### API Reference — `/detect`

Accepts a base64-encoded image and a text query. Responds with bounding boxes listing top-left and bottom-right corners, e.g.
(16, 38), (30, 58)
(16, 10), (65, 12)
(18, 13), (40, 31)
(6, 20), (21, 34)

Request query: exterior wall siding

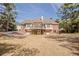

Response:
(17, 22), (59, 34)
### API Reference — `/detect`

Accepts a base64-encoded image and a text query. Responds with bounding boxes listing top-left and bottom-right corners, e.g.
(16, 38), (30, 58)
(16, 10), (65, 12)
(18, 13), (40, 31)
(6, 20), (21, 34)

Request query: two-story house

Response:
(17, 16), (59, 35)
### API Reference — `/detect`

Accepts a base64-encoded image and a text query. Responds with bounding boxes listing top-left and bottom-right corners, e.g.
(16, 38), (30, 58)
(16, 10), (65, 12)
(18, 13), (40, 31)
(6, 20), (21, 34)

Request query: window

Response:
(26, 24), (32, 29)
(27, 25), (31, 27)
(46, 24), (50, 27)
(45, 24), (50, 28)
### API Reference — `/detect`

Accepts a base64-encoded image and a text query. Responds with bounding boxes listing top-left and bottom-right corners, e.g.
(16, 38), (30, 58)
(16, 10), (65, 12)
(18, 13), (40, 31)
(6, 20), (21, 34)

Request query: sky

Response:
(15, 3), (62, 22)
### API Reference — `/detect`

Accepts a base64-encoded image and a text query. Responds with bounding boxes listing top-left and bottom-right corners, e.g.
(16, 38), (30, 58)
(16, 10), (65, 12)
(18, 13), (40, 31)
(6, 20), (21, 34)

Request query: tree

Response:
(0, 3), (17, 32)
(58, 3), (79, 33)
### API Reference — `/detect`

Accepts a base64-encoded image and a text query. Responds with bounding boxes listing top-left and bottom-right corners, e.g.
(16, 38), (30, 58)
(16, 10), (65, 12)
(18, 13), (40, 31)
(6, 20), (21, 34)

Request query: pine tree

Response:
(58, 3), (79, 33)
(0, 3), (17, 32)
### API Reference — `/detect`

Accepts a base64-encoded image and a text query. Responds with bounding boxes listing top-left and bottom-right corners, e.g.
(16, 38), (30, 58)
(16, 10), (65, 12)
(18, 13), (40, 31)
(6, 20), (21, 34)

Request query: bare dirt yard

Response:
(0, 33), (79, 56)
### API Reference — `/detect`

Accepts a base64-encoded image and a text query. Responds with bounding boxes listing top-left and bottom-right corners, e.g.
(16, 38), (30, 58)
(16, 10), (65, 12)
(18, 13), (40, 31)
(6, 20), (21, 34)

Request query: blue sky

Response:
(15, 3), (62, 22)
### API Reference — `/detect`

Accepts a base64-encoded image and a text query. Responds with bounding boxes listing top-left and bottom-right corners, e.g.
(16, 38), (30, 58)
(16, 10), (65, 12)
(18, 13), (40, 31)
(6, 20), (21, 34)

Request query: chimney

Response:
(41, 16), (43, 20)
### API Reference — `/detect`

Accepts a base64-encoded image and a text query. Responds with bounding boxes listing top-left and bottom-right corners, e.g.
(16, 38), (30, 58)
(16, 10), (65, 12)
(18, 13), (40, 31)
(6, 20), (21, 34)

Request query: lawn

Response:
(45, 33), (79, 55)
(0, 32), (79, 56)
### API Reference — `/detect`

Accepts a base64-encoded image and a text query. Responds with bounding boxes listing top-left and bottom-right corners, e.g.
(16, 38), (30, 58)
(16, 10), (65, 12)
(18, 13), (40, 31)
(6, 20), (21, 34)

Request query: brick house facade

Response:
(17, 16), (59, 35)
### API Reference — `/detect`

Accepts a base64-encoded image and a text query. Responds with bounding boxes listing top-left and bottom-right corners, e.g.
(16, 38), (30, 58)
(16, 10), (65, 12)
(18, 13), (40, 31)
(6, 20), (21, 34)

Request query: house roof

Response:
(21, 17), (59, 25)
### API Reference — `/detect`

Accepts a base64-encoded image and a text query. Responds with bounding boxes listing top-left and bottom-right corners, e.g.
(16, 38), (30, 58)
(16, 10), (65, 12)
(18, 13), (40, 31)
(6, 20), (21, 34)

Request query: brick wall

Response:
(52, 24), (59, 33)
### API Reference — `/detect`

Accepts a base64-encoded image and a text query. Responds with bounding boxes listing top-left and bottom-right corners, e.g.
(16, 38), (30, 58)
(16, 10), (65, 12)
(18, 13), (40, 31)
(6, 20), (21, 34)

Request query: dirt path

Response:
(24, 35), (73, 56)
(0, 35), (74, 56)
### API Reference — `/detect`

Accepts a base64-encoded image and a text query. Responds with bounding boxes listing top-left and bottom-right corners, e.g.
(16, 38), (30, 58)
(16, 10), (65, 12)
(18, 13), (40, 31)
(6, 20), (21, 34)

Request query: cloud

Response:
(16, 3), (62, 22)
(50, 3), (63, 11)
(49, 3), (63, 19)
(0, 4), (6, 12)
(12, 9), (26, 14)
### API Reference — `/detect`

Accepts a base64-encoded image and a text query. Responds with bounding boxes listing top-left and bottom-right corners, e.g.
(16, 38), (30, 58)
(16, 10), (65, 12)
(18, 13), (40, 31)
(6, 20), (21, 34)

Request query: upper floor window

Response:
(26, 24), (32, 28)
(45, 24), (51, 28)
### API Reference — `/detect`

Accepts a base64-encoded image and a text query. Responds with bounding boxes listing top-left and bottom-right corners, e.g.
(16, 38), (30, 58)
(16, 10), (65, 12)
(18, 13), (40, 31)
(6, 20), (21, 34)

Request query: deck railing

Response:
(25, 24), (52, 29)
(26, 26), (52, 29)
